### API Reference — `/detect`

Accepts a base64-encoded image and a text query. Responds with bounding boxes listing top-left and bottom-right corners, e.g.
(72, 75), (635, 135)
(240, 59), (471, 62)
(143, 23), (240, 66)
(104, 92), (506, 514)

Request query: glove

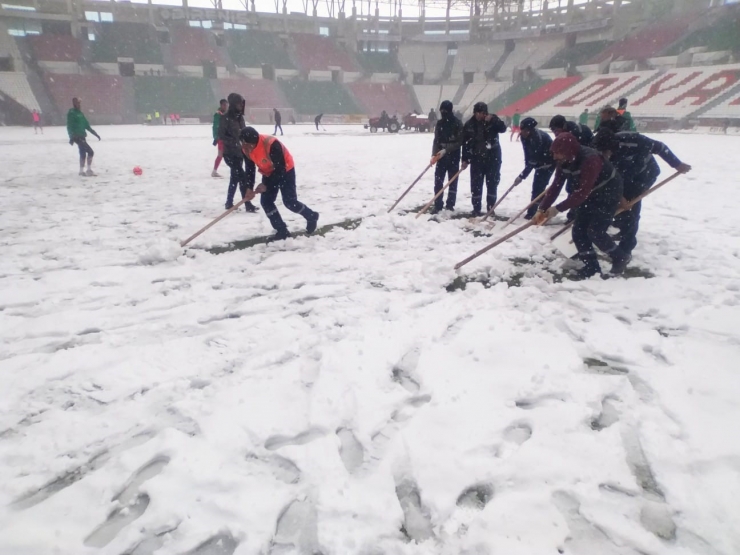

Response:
(69, 139), (74, 145)
(430, 149), (445, 165)
(213, 139), (218, 146)
(461, 161), (469, 171)
(533, 207), (559, 226)
(92, 132), (101, 141)
(513, 177), (523, 186)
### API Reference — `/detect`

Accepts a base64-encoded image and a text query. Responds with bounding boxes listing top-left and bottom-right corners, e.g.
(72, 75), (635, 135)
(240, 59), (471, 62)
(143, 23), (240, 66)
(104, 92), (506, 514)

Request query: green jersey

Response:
(512, 113), (521, 126)
(67, 108), (92, 140)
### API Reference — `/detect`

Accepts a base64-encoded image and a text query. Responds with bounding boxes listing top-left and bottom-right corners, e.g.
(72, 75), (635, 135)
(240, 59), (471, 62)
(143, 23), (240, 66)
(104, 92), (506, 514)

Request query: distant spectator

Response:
(273, 108), (283, 136)
(32, 109), (43, 134)
(579, 109), (589, 126)
(315, 113), (323, 130)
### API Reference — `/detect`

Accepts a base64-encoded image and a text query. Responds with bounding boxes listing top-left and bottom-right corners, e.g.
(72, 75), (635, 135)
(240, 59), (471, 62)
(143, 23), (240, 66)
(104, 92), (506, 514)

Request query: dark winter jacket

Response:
(432, 114), (463, 157)
(518, 128), (553, 180)
(565, 121), (593, 147)
(274, 110), (282, 125)
(540, 146), (622, 213)
(609, 132), (683, 199)
(462, 115), (507, 164)
(218, 93), (246, 157)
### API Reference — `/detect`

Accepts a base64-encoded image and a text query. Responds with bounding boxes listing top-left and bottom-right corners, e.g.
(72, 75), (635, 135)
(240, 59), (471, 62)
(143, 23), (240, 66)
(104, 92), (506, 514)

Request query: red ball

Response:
(133, 166), (143, 176)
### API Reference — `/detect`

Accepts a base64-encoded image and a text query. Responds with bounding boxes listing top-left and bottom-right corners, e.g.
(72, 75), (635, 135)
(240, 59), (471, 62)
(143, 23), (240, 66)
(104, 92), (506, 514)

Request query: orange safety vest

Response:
(248, 134), (295, 176)
(617, 108), (626, 116)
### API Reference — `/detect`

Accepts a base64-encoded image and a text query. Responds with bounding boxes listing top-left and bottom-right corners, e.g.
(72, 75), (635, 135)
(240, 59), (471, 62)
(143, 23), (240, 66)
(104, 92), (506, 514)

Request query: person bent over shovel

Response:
(532, 131), (630, 278)
(240, 127), (319, 241)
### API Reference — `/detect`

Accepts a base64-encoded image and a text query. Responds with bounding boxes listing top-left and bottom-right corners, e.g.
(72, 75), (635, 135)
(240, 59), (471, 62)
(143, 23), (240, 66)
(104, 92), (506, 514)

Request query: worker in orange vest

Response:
(240, 127), (319, 240)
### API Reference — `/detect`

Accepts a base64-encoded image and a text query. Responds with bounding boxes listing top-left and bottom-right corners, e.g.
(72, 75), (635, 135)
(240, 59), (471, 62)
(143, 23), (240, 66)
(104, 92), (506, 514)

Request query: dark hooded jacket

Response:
(218, 93), (246, 157)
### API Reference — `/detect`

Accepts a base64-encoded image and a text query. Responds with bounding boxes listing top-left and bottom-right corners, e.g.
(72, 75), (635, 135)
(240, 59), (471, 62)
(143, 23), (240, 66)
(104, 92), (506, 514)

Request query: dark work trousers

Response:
(571, 182), (622, 276)
(470, 156), (501, 212)
(526, 166), (555, 218)
(260, 169), (317, 232)
(274, 123), (283, 135)
(434, 152), (460, 210)
(224, 154), (248, 207)
(613, 174), (656, 255)
(74, 137), (94, 163)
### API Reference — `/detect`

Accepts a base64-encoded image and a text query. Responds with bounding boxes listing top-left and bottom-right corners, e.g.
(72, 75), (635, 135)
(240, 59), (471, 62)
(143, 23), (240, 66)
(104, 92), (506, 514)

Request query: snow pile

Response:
(137, 238), (183, 265)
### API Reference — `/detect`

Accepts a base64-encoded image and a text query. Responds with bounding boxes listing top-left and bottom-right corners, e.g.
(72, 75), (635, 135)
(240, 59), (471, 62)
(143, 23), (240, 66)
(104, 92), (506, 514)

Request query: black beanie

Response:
(440, 100), (453, 112)
(240, 126), (260, 145)
(520, 117), (538, 130)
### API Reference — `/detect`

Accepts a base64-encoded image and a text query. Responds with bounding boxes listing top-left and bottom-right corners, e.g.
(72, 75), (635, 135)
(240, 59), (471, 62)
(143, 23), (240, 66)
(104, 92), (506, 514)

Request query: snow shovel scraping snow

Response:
(469, 180), (518, 226)
(181, 194), (260, 247)
(387, 163), (433, 213)
(416, 168), (465, 219)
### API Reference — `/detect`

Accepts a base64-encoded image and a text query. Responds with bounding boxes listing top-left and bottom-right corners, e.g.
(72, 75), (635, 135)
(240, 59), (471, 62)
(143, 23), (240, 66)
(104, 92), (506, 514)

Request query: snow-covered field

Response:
(0, 124), (738, 555)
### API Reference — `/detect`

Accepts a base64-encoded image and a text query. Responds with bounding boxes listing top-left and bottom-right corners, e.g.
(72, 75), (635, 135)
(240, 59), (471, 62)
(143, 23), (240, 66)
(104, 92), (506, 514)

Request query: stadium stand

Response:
(498, 76), (582, 117)
(226, 29), (294, 70)
(451, 43), (506, 80)
(347, 82), (415, 116)
(530, 71), (659, 116)
(278, 80), (360, 115)
(589, 15), (694, 63)
(457, 82), (511, 116)
(665, 14), (740, 56)
(216, 78), (289, 114)
(701, 85), (740, 119)
(170, 26), (227, 67)
(355, 51), (401, 74)
(0, 72), (40, 111)
(134, 76), (214, 115)
(290, 34), (358, 72)
(541, 40), (609, 70)
(626, 65), (740, 118)
(488, 76), (548, 114)
(398, 43), (447, 81)
(44, 74), (125, 120)
(413, 84), (458, 114)
(91, 22), (163, 64)
(28, 34), (81, 63)
(0, 21), (23, 68)
(496, 39), (562, 79)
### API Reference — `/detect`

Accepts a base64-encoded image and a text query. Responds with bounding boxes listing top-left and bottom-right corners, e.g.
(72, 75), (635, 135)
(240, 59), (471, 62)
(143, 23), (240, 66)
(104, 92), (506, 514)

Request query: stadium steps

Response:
(686, 81), (740, 120)
(496, 76), (582, 117)
(438, 54), (455, 84)
(452, 84), (466, 105)
(13, 37), (59, 123)
(488, 45), (512, 79)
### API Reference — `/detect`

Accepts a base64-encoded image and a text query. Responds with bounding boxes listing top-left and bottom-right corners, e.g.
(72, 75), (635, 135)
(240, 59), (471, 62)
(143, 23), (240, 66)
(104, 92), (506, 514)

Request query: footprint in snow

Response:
(493, 422), (532, 459)
(183, 532), (240, 555)
(264, 428), (327, 451)
(270, 498), (322, 554)
(391, 348), (422, 393)
(456, 483), (494, 510)
(336, 427), (364, 473)
(395, 477), (435, 543)
(121, 524), (180, 555)
(84, 493), (150, 548)
(114, 455), (170, 504)
(590, 397), (620, 431)
(515, 393), (567, 410)
(246, 452), (301, 484)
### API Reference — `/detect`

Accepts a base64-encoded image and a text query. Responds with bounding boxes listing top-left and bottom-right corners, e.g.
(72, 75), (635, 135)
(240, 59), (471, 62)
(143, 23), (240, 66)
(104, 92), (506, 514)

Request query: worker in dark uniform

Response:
(430, 100), (464, 213)
(549, 115), (593, 146)
(219, 93), (258, 212)
(512, 117), (554, 219)
(594, 122), (691, 261)
(240, 127), (319, 241)
(533, 131), (630, 278)
(595, 104), (636, 132)
(461, 102), (507, 216)
(315, 113), (323, 130)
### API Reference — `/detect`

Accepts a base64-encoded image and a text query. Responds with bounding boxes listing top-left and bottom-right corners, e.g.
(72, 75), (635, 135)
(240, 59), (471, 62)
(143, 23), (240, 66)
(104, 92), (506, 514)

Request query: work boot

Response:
(576, 252), (601, 279)
(430, 206), (442, 215)
(444, 205), (454, 211)
(244, 202), (259, 213)
(609, 248), (632, 275)
(225, 200), (234, 210)
(306, 213), (319, 234)
(271, 228), (291, 241)
(86, 168), (96, 176)
(471, 208), (483, 217)
(78, 169), (86, 176)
